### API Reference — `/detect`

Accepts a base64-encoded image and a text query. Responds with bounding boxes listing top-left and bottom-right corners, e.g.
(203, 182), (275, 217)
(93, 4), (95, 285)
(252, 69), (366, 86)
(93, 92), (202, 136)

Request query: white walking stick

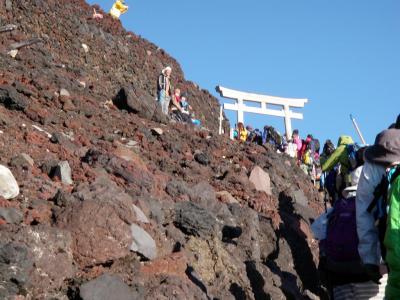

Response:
(350, 114), (366, 145)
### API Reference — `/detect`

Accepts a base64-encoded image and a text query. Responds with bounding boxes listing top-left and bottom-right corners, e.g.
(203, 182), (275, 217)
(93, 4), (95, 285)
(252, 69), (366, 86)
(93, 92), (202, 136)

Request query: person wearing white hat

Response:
(157, 66), (172, 115)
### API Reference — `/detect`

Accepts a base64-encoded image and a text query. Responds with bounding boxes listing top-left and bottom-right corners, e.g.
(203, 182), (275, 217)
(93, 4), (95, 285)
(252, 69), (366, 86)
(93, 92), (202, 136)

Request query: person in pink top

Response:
(292, 129), (303, 160)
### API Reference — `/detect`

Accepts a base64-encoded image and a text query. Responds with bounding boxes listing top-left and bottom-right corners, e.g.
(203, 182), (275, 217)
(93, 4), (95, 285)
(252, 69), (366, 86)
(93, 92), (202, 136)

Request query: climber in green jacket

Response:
(322, 135), (354, 174)
(385, 174), (400, 300)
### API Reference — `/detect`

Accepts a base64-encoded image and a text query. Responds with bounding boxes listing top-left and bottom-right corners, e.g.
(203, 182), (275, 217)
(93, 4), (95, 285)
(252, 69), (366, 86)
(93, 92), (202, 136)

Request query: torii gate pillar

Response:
(216, 86), (308, 140)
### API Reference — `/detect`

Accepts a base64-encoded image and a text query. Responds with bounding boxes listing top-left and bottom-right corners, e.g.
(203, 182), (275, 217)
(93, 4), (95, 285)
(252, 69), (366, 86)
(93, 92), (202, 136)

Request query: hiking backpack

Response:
(367, 164), (400, 260)
(346, 143), (361, 171)
(325, 196), (360, 262)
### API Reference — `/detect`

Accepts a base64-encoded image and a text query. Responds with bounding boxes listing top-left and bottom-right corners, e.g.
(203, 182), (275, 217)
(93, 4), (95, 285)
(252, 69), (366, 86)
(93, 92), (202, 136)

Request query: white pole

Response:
(283, 105), (292, 141)
(219, 106), (223, 135)
(350, 114), (366, 145)
(237, 98), (244, 124)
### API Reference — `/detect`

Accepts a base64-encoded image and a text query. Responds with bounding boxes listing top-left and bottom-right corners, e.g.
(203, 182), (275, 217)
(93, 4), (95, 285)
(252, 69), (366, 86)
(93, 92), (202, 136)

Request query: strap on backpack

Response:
(367, 165), (400, 214)
(367, 175), (388, 214)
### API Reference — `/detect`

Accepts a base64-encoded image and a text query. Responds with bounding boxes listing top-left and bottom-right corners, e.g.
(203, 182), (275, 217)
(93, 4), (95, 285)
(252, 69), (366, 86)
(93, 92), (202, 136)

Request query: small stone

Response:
(216, 191), (239, 204)
(194, 152), (210, 166)
(5, 0), (12, 11)
(132, 204), (149, 224)
(59, 88), (70, 97)
(80, 274), (134, 300)
(292, 189), (308, 207)
(174, 201), (218, 239)
(146, 50), (152, 56)
(125, 140), (138, 148)
(8, 49), (18, 58)
(53, 161), (73, 185)
(151, 128), (163, 136)
(81, 43), (89, 53)
(130, 224), (157, 260)
(0, 207), (23, 224)
(249, 166), (272, 195)
(10, 153), (34, 168)
(77, 81), (86, 88)
(0, 165), (19, 199)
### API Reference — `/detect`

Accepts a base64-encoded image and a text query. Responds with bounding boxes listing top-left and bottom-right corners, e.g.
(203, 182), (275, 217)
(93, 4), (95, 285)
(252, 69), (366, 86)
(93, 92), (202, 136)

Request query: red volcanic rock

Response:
(141, 252), (187, 279)
(0, 0), (326, 298)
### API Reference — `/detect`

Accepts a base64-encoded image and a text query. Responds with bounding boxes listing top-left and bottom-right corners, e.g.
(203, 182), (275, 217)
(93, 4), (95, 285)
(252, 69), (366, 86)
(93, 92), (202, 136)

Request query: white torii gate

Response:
(216, 86), (308, 140)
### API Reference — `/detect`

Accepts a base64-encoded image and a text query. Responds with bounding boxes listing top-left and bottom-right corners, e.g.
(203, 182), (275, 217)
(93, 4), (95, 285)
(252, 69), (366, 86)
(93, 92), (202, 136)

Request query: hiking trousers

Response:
(158, 90), (170, 115)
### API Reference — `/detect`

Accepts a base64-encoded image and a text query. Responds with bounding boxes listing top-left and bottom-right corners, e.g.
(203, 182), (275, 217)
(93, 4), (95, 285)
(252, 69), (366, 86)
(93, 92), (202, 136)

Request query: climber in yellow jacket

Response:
(110, 0), (129, 19)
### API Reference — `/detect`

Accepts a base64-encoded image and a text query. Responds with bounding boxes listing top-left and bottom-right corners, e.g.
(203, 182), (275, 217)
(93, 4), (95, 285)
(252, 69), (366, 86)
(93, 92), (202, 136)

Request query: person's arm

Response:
(321, 145), (345, 172)
(157, 74), (164, 91)
(171, 96), (183, 112)
(356, 161), (385, 266)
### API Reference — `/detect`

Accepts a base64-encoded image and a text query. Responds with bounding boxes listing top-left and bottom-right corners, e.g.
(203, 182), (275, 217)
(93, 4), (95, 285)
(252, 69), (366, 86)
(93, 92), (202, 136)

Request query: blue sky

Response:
(88, 0), (400, 145)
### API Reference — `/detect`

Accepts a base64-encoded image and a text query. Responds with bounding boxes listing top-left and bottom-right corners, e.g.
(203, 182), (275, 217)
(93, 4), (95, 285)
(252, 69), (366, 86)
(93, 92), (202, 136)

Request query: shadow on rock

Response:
(276, 191), (326, 298)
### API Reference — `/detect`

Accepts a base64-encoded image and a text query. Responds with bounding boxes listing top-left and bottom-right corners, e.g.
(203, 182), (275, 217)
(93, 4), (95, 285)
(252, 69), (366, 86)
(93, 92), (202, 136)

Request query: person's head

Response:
(246, 125), (253, 132)
(238, 122), (244, 131)
(174, 88), (180, 96)
(337, 135), (354, 147)
(323, 139), (335, 156)
(162, 66), (172, 76)
(365, 129), (400, 167)
(292, 129), (299, 138)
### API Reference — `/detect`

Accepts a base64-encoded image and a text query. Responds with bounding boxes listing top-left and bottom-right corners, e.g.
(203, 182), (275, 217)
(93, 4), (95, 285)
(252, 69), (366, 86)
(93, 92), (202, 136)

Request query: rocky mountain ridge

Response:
(0, 1), (326, 299)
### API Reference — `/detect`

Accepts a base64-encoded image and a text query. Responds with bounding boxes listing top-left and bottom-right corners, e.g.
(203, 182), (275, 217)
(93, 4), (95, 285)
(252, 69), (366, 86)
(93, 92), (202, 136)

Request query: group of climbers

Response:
(311, 114), (400, 299)
(156, 66), (201, 126)
(233, 123), (285, 151)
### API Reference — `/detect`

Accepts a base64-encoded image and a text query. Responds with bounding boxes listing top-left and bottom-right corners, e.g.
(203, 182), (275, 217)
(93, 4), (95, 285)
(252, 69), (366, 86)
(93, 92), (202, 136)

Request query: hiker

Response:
(233, 124), (239, 140)
(312, 138), (322, 186)
(355, 128), (400, 299)
(157, 66), (172, 115)
(298, 135), (313, 175)
(292, 129), (303, 159)
(263, 126), (283, 150)
(322, 135), (358, 195)
(171, 88), (183, 112)
(110, 0), (128, 19)
(385, 165), (400, 299)
(180, 93), (193, 114)
(286, 140), (298, 158)
(246, 125), (255, 143)
(320, 140), (337, 198)
(237, 122), (247, 142)
(320, 140), (336, 166)
(313, 167), (386, 300)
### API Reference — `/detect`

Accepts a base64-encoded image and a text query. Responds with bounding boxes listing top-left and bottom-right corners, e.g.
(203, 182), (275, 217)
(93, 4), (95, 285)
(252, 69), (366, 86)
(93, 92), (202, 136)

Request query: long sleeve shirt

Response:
(356, 161), (386, 265)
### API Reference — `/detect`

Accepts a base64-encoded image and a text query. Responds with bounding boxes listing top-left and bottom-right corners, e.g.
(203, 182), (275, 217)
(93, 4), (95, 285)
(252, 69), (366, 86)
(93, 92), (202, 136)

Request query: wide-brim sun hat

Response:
(364, 129), (400, 167)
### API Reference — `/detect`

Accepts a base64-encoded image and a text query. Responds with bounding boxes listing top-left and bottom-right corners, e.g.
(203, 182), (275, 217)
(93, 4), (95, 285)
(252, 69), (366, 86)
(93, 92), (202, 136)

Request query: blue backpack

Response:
(346, 143), (361, 171)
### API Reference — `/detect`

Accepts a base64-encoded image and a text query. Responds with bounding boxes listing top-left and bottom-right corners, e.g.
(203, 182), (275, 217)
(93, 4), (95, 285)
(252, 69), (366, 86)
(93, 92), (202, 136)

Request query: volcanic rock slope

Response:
(0, 1), (326, 299)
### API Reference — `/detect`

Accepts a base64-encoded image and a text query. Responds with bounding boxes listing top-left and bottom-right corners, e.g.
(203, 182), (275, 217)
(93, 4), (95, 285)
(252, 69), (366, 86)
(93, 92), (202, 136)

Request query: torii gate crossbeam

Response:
(216, 86), (308, 140)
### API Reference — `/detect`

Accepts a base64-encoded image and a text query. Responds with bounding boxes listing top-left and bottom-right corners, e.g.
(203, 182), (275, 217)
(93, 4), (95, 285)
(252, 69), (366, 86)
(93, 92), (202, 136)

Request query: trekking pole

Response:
(350, 114), (367, 145)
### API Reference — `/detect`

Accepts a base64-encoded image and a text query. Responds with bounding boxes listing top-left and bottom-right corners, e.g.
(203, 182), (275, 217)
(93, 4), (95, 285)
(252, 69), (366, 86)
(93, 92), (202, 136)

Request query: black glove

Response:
(364, 264), (382, 284)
